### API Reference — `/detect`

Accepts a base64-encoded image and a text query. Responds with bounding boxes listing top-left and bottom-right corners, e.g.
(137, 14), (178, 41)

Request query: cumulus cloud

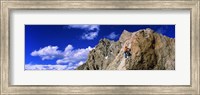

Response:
(107, 32), (119, 39)
(30, 44), (94, 70)
(68, 25), (99, 31)
(25, 64), (75, 70)
(68, 25), (100, 40)
(56, 45), (93, 64)
(25, 64), (68, 70)
(25, 61), (86, 70)
(31, 46), (62, 60)
(81, 31), (98, 40)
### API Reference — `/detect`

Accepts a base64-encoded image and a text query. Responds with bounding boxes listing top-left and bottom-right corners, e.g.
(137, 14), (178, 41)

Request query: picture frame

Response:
(1, 0), (199, 94)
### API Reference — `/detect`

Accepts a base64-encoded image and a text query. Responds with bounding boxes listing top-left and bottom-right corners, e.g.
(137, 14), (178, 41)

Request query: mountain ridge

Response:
(76, 28), (175, 70)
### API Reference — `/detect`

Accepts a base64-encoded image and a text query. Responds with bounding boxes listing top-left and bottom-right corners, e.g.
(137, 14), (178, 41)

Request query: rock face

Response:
(76, 28), (175, 70)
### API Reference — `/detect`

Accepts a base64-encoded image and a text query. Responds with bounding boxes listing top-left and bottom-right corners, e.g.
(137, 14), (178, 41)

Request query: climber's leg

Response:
(124, 53), (126, 58)
(124, 52), (128, 58)
(127, 51), (132, 58)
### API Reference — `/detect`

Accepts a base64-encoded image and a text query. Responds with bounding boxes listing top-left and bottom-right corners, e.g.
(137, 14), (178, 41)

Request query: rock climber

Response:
(124, 46), (131, 58)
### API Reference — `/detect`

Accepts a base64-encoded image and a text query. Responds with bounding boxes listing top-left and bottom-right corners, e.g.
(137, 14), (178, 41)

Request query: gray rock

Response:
(76, 28), (175, 70)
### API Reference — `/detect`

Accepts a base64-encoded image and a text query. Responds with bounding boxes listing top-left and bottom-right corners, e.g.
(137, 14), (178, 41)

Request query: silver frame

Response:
(1, 0), (199, 94)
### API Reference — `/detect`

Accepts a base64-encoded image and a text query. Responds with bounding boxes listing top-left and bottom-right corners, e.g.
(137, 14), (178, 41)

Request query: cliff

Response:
(76, 28), (175, 70)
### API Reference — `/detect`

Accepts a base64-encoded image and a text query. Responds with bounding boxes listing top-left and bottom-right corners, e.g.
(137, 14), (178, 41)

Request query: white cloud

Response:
(68, 25), (100, 40)
(68, 25), (99, 31)
(31, 46), (62, 60)
(30, 44), (94, 70)
(107, 32), (119, 39)
(25, 61), (86, 70)
(56, 45), (93, 64)
(81, 31), (98, 40)
(25, 64), (70, 70)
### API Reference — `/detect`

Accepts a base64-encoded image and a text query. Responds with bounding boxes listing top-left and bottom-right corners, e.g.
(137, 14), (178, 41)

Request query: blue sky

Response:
(25, 25), (175, 70)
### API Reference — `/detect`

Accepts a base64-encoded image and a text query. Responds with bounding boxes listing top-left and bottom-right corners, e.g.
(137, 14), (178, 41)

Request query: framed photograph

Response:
(1, 0), (199, 94)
